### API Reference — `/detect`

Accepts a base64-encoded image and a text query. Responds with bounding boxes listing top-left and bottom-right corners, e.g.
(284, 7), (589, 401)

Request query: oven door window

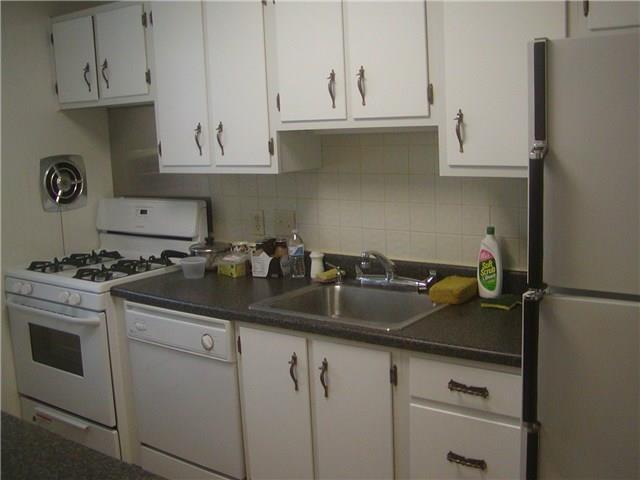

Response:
(29, 323), (84, 376)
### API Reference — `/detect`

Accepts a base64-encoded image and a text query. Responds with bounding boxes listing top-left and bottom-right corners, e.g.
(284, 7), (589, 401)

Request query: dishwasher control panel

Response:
(125, 302), (233, 361)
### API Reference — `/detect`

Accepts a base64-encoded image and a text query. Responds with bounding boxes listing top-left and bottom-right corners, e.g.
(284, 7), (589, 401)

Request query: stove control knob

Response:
(20, 283), (33, 295)
(201, 334), (214, 351)
(67, 293), (81, 306)
(12, 282), (24, 294)
(58, 291), (70, 303)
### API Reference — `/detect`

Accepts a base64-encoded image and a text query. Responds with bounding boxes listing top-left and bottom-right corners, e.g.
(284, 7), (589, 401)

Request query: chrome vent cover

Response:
(40, 155), (87, 212)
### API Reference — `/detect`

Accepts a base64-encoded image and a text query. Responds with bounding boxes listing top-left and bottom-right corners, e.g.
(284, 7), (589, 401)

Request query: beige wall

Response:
(1, 2), (113, 415)
(110, 107), (527, 271)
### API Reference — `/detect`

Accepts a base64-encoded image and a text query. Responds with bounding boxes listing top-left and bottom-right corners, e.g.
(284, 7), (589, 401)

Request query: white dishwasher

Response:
(126, 302), (245, 480)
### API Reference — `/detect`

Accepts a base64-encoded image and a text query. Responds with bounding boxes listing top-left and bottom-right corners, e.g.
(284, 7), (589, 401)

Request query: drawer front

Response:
(410, 404), (521, 479)
(21, 397), (121, 459)
(409, 357), (521, 418)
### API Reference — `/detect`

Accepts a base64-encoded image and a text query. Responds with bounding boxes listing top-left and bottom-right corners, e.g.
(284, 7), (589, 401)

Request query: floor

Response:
(1, 412), (165, 480)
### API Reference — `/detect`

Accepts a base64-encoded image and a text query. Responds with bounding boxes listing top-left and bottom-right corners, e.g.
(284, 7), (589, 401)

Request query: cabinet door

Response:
(238, 328), (314, 480)
(94, 4), (149, 99)
(587, 1), (640, 30)
(443, 2), (564, 168)
(275, 1), (347, 122)
(51, 16), (98, 103)
(204, 2), (271, 168)
(152, 2), (211, 168)
(310, 340), (393, 479)
(345, 1), (430, 120)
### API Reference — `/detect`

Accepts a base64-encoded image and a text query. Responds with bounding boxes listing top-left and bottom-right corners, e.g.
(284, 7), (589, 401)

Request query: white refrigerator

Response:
(522, 33), (639, 479)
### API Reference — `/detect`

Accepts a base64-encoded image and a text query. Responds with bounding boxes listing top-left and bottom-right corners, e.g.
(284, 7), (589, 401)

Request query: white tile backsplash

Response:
(210, 131), (527, 270)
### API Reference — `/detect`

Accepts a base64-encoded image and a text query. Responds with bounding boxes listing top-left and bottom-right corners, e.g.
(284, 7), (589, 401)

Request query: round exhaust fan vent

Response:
(40, 155), (88, 212)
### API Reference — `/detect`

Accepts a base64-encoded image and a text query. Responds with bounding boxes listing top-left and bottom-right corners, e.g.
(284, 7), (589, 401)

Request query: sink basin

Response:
(249, 283), (446, 331)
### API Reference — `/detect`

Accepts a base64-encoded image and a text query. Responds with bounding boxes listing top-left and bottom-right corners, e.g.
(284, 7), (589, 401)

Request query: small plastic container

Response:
(180, 256), (206, 279)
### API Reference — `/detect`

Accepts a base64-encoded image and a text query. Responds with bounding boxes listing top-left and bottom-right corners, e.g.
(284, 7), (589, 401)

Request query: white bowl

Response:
(180, 256), (206, 279)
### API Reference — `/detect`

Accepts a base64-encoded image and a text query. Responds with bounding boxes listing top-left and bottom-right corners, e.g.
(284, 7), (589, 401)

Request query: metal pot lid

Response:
(189, 238), (230, 255)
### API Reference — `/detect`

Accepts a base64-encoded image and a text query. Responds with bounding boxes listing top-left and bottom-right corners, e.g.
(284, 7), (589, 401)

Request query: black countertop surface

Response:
(112, 272), (522, 367)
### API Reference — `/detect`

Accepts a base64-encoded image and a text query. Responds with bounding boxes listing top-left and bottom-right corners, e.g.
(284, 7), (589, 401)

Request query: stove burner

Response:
(110, 259), (152, 275)
(74, 265), (116, 282)
(27, 258), (71, 273)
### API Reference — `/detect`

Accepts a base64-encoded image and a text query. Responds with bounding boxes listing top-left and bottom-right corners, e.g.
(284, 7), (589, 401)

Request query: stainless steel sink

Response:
(249, 283), (446, 331)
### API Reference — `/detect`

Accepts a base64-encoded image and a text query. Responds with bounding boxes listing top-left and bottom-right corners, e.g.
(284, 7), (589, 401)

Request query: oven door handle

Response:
(34, 405), (90, 431)
(7, 299), (101, 327)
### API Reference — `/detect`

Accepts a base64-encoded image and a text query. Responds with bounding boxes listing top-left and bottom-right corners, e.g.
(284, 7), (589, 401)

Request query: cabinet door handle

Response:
(100, 59), (109, 89)
(194, 122), (203, 156)
(447, 451), (487, 471)
(82, 62), (91, 92)
(288, 352), (299, 391)
(327, 69), (336, 109)
(356, 66), (366, 106)
(318, 358), (328, 398)
(448, 379), (489, 398)
(216, 121), (224, 156)
(454, 109), (464, 153)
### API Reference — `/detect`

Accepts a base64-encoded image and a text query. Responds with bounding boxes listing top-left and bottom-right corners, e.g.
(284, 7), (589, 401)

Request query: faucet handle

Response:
(325, 262), (346, 284)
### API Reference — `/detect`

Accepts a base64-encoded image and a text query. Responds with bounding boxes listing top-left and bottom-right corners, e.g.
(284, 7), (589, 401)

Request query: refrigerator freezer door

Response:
(543, 33), (639, 295)
(538, 294), (639, 479)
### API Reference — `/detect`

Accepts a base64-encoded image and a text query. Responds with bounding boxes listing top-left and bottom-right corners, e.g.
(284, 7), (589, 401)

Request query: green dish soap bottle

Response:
(477, 225), (502, 298)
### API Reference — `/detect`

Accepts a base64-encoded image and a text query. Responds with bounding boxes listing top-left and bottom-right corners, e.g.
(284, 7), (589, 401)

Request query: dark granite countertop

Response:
(1, 413), (164, 480)
(112, 271), (522, 367)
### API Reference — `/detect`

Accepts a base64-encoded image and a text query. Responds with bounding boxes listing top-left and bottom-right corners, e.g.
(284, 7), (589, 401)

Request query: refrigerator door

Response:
(538, 294), (639, 479)
(543, 33), (639, 295)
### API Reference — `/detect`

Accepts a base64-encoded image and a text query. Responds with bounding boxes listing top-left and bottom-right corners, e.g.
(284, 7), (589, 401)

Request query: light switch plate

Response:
(274, 209), (296, 236)
(250, 210), (265, 236)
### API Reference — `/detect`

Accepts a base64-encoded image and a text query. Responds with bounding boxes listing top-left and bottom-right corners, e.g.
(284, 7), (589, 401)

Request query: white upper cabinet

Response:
(275, 1), (347, 122)
(345, 1), (430, 120)
(51, 16), (98, 103)
(94, 4), (149, 99)
(152, 2), (211, 169)
(586, 1), (640, 30)
(204, 2), (272, 167)
(441, 2), (565, 173)
(51, 3), (151, 108)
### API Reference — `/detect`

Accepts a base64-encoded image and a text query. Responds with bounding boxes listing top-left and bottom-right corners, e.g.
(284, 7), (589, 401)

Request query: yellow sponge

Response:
(429, 276), (478, 305)
(314, 268), (338, 282)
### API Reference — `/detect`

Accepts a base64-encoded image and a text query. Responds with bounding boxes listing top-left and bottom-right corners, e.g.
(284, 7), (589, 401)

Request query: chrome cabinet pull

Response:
(82, 62), (91, 92)
(447, 451), (487, 471)
(356, 65), (365, 106)
(319, 358), (328, 398)
(288, 353), (299, 391)
(448, 379), (489, 398)
(454, 109), (464, 153)
(327, 69), (336, 109)
(194, 122), (203, 156)
(216, 121), (224, 156)
(101, 59), (109, 89)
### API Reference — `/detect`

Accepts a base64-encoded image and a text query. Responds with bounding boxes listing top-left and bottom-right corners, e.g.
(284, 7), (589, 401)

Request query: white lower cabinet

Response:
(310, 340), (394, 480)
(238, 326), (522, 480)
(238, 327), (314, 480)
(410, 404), (521, 479)
(238, 327), (393, 480)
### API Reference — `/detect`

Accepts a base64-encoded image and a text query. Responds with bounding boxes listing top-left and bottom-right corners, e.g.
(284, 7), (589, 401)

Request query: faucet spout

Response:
(360, 250), (396, 280)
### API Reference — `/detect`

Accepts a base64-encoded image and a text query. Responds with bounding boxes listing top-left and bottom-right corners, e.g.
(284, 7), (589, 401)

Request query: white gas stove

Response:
(5, 197), (207, 460)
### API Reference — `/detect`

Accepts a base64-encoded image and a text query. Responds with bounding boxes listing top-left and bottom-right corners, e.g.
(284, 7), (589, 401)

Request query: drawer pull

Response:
(447, 451), (487, 471)
(288, 352), (299, 391)
(448, 379), (489, 398)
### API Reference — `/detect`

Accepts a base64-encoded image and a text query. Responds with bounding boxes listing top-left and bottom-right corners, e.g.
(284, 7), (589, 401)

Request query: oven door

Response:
(6, 294), (116, 427)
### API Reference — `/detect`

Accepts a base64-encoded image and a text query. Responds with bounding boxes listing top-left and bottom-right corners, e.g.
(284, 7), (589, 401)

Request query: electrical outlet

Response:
(250, 210), (265, 236)
(274, 209), (296, 236)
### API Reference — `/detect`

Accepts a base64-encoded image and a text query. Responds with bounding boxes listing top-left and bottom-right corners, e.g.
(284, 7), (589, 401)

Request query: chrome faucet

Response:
(356, 250), (438, 293)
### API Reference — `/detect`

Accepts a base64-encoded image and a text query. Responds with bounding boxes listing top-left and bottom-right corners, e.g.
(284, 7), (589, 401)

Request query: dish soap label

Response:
(478, 249), (497, 291)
